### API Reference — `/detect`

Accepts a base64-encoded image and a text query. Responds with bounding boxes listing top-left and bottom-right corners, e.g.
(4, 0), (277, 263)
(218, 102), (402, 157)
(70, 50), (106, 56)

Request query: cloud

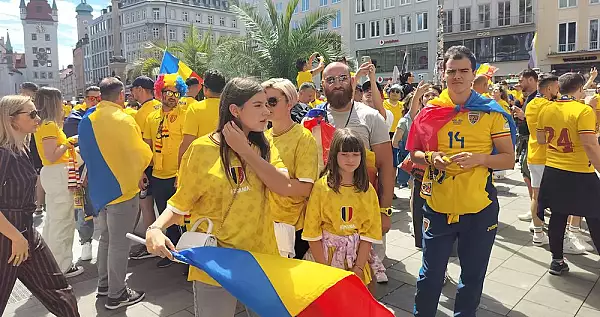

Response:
(0, 0), (110, 68)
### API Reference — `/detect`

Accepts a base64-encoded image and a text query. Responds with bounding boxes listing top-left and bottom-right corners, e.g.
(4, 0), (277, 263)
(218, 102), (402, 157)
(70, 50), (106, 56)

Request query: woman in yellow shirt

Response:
(33, 87), (83, 278)
(146, 77), (304, 317)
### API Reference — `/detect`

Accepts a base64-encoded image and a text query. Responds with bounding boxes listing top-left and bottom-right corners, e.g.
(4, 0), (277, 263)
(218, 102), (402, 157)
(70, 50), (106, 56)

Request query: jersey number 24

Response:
(544, 127), (574, 153)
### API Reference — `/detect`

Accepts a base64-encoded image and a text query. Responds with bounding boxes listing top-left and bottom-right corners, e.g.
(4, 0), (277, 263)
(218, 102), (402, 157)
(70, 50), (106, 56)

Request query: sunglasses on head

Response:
(267, 97), (284, 107)
(12, 109), (39, 119)
(163, 90), (180, 98)
(86, 96), (101, 102)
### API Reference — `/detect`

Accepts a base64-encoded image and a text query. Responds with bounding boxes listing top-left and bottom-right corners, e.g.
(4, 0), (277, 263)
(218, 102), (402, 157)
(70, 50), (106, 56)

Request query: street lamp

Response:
(434, 0), (444, 86)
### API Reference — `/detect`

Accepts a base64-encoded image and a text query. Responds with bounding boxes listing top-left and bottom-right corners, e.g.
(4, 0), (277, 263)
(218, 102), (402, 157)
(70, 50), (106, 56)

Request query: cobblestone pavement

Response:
(5, 169), (600, 316)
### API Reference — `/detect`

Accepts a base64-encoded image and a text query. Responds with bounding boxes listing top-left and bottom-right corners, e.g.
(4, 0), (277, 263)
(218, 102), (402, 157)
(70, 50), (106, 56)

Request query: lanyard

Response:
(324, 101), (354, 128)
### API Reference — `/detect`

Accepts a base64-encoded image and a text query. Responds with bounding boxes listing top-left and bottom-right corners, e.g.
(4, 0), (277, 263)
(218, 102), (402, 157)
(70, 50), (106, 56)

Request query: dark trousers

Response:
(549, 213), (600, 260)
(414, 202), (499, 317)
(151, 176), (183, 245)
(0, 211), (79, 316)
(294, 229), (310, 260)
(411, 180), (426, 248)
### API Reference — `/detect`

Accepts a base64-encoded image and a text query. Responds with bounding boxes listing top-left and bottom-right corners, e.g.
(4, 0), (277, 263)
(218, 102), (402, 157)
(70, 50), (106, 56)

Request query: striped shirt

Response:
(0, 147), (37, 212)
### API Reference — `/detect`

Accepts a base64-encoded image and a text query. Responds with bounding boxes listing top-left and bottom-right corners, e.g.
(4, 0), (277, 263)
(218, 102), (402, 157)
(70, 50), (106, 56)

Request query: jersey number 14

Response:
(448, 131), (465, 149)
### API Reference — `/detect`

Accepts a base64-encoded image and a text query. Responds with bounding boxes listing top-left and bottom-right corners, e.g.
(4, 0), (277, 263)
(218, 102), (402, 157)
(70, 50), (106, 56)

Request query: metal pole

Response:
(434, 0), (444, 85)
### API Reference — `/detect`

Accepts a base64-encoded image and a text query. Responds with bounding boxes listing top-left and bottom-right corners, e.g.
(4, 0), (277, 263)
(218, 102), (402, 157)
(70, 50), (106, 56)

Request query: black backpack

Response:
(290, 103), (311, 123)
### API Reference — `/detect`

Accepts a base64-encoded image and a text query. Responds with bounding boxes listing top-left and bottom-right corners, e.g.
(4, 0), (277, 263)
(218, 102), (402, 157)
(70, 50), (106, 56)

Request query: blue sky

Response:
(0, 0), (108, 68)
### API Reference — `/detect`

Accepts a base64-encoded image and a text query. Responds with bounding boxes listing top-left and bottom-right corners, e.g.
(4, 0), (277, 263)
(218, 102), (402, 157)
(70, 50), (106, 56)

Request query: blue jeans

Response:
(414, 201), (499, 317)
(396, 141), (410, 185)
(75, 188), (94, 245)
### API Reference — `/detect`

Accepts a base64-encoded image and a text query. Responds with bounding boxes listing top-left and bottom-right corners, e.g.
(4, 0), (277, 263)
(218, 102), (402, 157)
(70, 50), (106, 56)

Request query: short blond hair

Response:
(0, 95), (34, 152)
(261, 78), (298, 107)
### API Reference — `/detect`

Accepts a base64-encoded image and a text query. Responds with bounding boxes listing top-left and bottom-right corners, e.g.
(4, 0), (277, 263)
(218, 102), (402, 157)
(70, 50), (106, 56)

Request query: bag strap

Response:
(214, 173), (242, 237)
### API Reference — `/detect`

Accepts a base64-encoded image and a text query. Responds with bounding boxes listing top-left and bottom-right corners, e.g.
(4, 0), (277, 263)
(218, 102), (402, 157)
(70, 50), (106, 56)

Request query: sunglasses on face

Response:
(324, 74), (350, 85)
(12, 109), (39, 119)
(390, 89), (401, 94)
(163, 90), (180, 98)
(86, 96), (101, 102)
(267, 97), (285, 107)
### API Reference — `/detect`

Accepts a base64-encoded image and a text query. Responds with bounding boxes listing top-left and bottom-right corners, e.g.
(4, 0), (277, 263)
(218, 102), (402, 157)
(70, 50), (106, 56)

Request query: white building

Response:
(119, 0), (243, 65)
(0, 33), (26, 97)
(87, 6), (114, 84)
(20, 0), (59, 87)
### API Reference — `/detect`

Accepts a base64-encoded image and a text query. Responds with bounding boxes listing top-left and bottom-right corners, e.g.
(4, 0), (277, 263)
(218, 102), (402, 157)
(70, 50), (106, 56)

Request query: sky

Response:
(0, 0), (107, 69)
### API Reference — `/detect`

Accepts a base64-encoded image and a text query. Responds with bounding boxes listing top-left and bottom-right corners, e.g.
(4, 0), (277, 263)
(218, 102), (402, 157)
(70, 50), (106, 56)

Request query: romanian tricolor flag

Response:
(78, 101), (152, 212)
(159, 51), (203, 83)
(406, 89), (517, 153)
(173, 247), (393, 317)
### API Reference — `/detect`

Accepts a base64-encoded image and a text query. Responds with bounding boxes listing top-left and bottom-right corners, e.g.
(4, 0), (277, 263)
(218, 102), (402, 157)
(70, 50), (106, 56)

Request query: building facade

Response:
(350, 0), (439, 83)
(59, 65), (77, 99)
(535, 0), (600, 75)
(442, 0), (536, 79)
(119, 0), (243, 68)
(87, 6), (115, 85)
(20, 0), (60, 87)
(0, 33), (25, 97)
(75, 0), (93, 94)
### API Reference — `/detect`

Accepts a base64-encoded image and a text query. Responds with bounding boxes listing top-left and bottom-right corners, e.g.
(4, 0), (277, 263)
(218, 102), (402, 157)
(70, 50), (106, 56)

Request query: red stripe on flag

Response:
(190, 72), (203, 84)
(297, 275), (394, 317)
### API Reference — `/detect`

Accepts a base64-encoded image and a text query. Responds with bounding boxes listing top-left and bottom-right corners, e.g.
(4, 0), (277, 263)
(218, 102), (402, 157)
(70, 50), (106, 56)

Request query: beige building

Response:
(59, 65), (77, 99)
(536, 0), (600, 74)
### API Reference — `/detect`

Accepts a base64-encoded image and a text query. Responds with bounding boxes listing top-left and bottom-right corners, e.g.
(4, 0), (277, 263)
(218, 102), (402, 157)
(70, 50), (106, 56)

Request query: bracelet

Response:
(146, 225), (162, 232)
(424, 151), (434, 165)
(353, 264), (364, 271)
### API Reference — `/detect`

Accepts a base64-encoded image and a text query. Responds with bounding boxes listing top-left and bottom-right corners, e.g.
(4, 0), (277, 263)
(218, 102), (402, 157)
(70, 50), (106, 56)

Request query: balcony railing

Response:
(443, 13), (535, 34)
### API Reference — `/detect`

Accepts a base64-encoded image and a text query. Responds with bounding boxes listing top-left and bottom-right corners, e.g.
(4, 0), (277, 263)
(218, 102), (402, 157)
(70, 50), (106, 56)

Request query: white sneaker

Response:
(493, 171), (506, 180)
(518, 212), (533, 221)
(375, 271), (388, 283)
(409, 222), (415, 237)
(563, 234), (587, 255)
(81, 242), (93, 261)
(533, 232), (549, 246)
(64, 264), (84, 278)
(569, 232), (595, 252)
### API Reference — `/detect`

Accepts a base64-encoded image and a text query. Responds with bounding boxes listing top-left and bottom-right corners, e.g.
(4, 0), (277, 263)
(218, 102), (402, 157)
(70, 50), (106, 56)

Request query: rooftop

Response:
(22, 0), (55, 22)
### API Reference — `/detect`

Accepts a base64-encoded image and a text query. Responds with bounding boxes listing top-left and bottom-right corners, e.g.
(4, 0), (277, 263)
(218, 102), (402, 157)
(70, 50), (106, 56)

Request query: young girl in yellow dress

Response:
(302, 128), (382, 284)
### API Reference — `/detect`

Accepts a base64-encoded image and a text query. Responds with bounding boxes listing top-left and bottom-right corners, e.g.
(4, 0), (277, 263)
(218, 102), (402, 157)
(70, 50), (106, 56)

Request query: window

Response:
(45, 34), (50, 41)
(33, 60), (39, 67)
(384, 17), (396, 36)
(399, 0), (410, 4)
(142, 10), (146, 19)
(332, 0), (340, 3)
(208, 15), (213, 24)
(48, 71), (53, 79)
(183, 30), (189, 40)
(370, 0), (380, 11)
(32, 47), (37, 54)
(136, 11), (140, 21)
(416, 12), (428, 31)
(559, 22), (577, 52)
(170, 9), (175, 20)
(319, 23), (327, 31)
(137, 31), (141, 41)
(143, 29), (147, 40)
(383, 0), (393, 8)
(591, 19), (599, 49)
(519, 0), (532, 24)
(196, 13), (202, 23)
(356, 22), (366, 39)
(126, 13), (130, 24)
(47, 60), (52, 67)
(333, 10), (341, 28)
(356, 0), (365, 13)
(370, 20), (380, 37)
(169, 29), (176, 40)
(46, 47), (51, 54)
(443, 10), (452, 32)
(219, 17), (224, 26)
(33, 72), (38, 79)
(320, 0), (327, 6)
(478, 4), (490, 28)
(356, 42), (428, 73)
(153, 27), (159, 39)
(498, 1), (511, 26)
(31, 34), (37, 40)
(399, 14), (411, 33)
(292, 20), (299, 30)
(182, 11), (188, 22)
(592, 0), (600, 4)
(153, 8), (160, 20)
(559, 0), (576, 8)
(460, 7), (471, 31)
(302, 0), (309, 11)
(41, 72), (46, 79)
(232, 19), (237, 28)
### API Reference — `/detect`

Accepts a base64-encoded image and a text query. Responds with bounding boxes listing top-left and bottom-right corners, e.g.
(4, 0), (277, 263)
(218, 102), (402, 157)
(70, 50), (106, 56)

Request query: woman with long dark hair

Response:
(145, 77), (298, 317)
(0, 95), (80, 316)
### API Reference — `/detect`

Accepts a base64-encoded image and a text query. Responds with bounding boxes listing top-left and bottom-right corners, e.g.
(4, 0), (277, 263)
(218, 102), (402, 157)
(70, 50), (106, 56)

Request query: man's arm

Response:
(371, 141), (394, 233)
(581, 134), (600, 172)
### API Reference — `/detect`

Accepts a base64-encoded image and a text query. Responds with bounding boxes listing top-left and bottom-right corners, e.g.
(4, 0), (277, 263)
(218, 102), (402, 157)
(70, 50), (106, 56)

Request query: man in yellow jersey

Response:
(178, 77), (201, 111)
(295, 52), (325, 87)
(384, 84), (405, 186)
(536, 72), (600, 276)
(130, 75), (162, 260)
(472, 74), (490, 97)
(178, 69), (226, 162)
(523, 73), (558, 247)
(78, 77), (151, 309)
(142, 74), (188, 268)
(407, 46), (515, 316)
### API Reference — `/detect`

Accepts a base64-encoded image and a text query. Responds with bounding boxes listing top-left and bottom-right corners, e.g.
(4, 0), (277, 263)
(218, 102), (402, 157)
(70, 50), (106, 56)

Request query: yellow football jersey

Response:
(422, 111), (510, 216)
(525, 96), (552, 165)
(34, 121), (71, 166)
(63, 104), (73, 118)
(497, 99), (511, 114)
(169, 135), (279, 285)
(266, 124), (319, 229)
(135, 99), (162, 132)
(143, 106), (186, 179)
(178, 96), (197, 112)
(296, 70), (313, 87)
(183, 98), (220, 138)
(537, 98), (596, 173)
(302, 177), (382, 244)
(384, 100), (404, 133)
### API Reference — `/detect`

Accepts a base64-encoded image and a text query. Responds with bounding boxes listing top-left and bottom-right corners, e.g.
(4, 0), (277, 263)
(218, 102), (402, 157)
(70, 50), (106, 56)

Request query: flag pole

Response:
(434, 0), (444, 86)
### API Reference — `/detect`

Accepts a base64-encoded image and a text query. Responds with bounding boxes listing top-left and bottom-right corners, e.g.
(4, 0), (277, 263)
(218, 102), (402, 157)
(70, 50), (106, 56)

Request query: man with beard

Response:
(141, 74), (188, 268)
(319, 62), (395, 282)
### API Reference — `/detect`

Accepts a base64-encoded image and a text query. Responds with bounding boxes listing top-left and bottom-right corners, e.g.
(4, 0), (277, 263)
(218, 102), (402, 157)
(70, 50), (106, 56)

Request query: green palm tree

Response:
(217, 0), (345, 82)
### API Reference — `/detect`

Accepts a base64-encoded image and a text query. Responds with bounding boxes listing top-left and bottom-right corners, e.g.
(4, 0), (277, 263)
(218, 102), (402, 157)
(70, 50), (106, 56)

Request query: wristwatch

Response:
(380, 207), (392, 217)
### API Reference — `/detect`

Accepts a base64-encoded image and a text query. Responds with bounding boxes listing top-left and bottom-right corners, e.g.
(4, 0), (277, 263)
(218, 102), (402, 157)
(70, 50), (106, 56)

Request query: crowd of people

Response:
(0, 45), (599, 317)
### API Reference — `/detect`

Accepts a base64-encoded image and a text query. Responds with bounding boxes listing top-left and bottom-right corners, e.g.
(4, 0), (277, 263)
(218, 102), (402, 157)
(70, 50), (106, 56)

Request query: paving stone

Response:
(507, 299), (574, 317)
(576, 307), (600, 317)
(523, 284), (586, 315)
(487, 267), (542, 290)
(536, 271), (596, 297)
